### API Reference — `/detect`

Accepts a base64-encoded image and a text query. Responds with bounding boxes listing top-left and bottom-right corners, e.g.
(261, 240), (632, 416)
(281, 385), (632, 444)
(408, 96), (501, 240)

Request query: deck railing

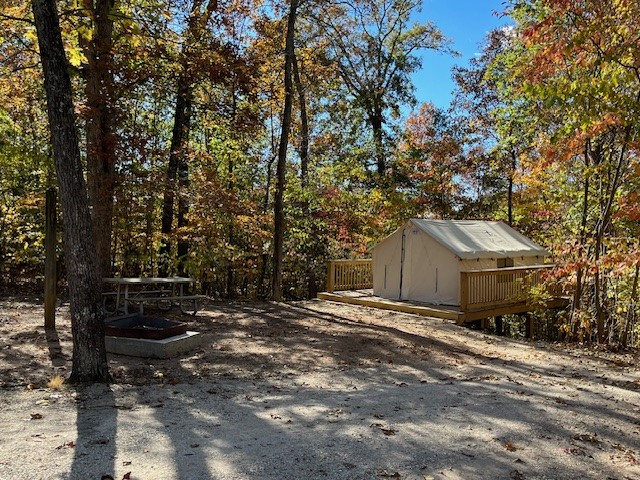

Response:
(460, 265), (553, 311)
(327, 259), (373, 293)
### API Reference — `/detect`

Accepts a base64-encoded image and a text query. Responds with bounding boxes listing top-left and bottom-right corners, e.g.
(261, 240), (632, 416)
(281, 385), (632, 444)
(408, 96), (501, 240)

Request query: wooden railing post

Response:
(327, 261), (335, 293)
(460, 271), (469, 312)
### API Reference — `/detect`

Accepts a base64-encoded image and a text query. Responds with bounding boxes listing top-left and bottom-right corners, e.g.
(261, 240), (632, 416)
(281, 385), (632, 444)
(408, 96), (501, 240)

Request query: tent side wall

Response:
(372, 227), (405, 299)
(401, 224), (460, 305)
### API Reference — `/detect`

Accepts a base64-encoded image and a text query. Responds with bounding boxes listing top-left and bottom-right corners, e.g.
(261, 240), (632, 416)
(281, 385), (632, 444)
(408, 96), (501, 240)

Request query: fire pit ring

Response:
(104, 313), (188, 340)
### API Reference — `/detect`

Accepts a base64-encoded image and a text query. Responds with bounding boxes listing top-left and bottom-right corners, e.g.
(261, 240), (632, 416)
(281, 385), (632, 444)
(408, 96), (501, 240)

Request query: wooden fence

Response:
(327, 259), (373, 293)
(460, 265), (553, 311)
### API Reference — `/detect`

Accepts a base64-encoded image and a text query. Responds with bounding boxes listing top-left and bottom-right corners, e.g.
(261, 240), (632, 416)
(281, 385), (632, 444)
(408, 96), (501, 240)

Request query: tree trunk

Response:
(226, 87), (237, 297)
(226, 154), (234, 298)
(369, 109), (385, 176)
(594, 126), (631, 343)
(82, 0), (117, 278)
(572, 139), (590, 330)
(159, 0), (216, 277)
(292, 53), (309, 188)
(507, 150), (516, 226)
(620, 264), (639, 346)
(176, 150), (190, 276)
(292, 51), (316, 297)
(160, 79), (192, 276)
(32, 0), (109, 383)
(271, 0), (298, 301)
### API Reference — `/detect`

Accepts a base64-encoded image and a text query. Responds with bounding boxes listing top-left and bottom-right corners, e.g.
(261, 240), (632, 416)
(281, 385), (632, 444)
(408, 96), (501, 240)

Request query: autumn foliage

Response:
(0, 0), (639, 345)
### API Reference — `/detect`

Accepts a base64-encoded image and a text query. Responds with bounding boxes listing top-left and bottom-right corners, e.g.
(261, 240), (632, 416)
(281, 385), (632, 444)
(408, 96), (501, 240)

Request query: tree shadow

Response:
(67, 384), (118, 480)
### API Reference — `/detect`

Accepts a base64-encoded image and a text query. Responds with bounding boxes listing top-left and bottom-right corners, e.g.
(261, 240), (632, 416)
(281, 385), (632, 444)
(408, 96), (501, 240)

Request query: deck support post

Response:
(523, 313), (534, 339)
(44, 188), (57, 329)
(495, 316), (504, 336)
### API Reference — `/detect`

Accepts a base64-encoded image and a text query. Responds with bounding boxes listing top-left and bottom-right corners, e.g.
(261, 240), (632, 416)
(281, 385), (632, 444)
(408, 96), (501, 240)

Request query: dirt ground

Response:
(0, 295), (639, 480)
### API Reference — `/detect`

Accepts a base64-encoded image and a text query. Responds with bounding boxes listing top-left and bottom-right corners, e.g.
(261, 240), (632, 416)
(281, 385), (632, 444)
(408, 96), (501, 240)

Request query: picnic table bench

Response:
(102, 277), (206, 316)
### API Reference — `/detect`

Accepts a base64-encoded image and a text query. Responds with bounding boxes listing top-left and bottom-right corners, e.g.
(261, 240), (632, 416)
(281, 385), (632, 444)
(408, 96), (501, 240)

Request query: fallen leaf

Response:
(56, 441), (75, 449)
(377, 470), (401, 478)
(504, 441), (519, 452)
(572, 433), (599, 444)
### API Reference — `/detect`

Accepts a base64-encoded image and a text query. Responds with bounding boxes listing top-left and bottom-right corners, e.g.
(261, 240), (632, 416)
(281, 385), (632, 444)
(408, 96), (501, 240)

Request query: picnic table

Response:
(102, 277), (205, 316)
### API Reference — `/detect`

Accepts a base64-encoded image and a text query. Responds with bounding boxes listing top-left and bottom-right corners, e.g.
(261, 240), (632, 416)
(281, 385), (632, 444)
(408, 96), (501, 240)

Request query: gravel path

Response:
(0, 297), (638, 480)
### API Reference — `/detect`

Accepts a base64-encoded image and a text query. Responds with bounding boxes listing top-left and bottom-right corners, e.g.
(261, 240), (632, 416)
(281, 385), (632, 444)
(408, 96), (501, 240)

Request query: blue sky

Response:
(411, 0), (512, 109)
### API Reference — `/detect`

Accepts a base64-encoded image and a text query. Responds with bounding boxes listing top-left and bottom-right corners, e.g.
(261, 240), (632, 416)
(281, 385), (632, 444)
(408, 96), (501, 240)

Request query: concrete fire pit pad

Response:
(104, 331), (202, 358)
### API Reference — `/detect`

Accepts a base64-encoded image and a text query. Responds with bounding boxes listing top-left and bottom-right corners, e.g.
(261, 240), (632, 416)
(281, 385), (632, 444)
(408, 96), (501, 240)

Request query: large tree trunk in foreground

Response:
(83, 0), (117, 278)
(272, 0), (299, 301)
(32, 0), (109, 383)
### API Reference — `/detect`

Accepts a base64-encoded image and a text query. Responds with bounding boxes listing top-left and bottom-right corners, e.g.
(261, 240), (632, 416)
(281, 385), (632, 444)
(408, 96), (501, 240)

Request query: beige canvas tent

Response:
(371, 219), (549, 306)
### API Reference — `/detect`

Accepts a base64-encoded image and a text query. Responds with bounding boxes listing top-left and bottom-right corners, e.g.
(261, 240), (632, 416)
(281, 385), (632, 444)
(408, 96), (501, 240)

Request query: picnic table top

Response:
(102, 277), (194, 285)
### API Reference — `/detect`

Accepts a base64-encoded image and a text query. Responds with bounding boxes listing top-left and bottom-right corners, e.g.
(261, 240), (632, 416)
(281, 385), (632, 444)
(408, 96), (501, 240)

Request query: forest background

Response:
(0, 0), (639, 346)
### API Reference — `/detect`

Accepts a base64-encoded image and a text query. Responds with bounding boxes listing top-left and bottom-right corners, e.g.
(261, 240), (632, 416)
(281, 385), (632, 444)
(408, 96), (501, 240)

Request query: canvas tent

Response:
(371, 219), (549, 306)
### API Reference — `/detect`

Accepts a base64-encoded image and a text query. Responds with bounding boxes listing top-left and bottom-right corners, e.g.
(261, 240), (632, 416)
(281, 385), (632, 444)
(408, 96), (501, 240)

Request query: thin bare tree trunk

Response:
(572, 139), (590, 333)
(272, 0), (299, 301)
(292, 51), (316, 297)
(160, 0), (216, 276)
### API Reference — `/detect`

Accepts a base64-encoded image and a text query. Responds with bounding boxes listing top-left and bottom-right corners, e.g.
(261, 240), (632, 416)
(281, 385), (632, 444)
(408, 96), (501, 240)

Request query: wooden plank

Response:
(327, 261), (335, 293)
(44, 188), (57, 329)
(326, 259), (373, 292)
(317, 292), (463, 321)
(460, 271), (469, 312)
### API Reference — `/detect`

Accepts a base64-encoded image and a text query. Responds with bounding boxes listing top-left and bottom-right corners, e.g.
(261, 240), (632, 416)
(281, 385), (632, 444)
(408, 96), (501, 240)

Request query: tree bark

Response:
(369, 108), (386, 176)
(32, 0), (109, 383)
(507, 149), (516, 226)
(572, 139), (590, 330)
(292, 51), (316, 297)
(160, 79), (192, 276)
(160, 0), (216, 276)
(82, 0), (117, 278)
(292, 53), (309, 188)
(272, 0), (299, 301)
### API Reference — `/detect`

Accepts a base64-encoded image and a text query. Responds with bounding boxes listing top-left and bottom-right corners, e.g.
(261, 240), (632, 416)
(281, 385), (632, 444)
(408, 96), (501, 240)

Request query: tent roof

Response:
(400, 219), (549, 260)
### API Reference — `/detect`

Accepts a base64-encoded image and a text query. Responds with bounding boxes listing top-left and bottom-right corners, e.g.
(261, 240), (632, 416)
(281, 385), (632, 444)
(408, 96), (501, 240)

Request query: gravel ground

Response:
(0, 297), (639, 480)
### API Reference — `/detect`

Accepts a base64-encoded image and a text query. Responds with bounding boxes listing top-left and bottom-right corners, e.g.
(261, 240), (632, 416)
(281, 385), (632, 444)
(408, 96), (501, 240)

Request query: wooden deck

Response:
(317, 289), (569, 325)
